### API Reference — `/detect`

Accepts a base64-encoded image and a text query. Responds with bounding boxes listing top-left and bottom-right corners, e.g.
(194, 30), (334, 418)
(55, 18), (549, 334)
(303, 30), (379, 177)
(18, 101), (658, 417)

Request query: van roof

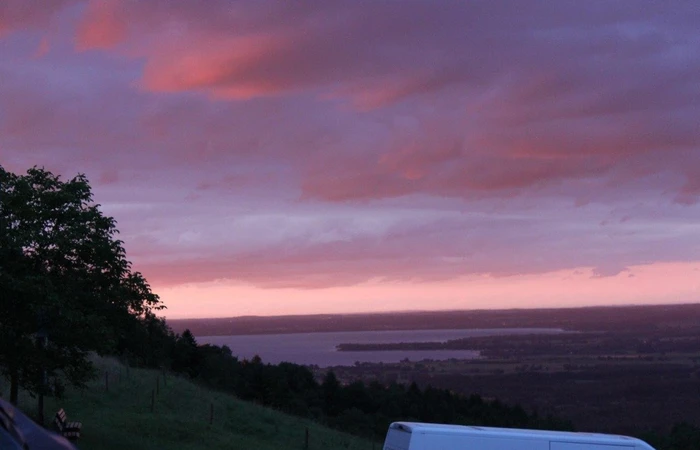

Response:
(390, 422), (642, 445)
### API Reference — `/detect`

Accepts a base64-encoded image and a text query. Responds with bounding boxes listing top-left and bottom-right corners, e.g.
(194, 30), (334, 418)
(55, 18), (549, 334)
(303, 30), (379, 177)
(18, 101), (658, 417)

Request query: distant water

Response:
(197, 328), (564, 367)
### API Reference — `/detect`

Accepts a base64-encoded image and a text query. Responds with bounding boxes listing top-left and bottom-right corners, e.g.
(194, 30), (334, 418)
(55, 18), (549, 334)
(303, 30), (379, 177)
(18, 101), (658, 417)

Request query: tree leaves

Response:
(0, 165), (163, 402)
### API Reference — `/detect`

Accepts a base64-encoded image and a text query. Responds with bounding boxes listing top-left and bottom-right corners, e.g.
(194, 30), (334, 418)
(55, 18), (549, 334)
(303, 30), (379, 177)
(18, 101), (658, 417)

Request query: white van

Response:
(383, 422), (656, 450)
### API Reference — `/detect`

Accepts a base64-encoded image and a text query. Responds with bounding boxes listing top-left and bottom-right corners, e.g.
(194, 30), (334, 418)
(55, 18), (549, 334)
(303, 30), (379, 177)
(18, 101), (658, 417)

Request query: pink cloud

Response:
(33, 37), (50, 58)
(114, 200), (700, 290)
(97, 169), (119, 185)
(157, 262), (700, 318)
(75, 0), (127, 51)
(6, 2), (698, 206)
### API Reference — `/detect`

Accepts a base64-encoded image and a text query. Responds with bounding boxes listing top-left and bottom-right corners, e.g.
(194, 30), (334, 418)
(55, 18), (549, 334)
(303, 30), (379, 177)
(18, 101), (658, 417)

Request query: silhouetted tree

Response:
(0, 166), (162, 404)
(322, 371), (341, 416)
(171, 329), (200, 377)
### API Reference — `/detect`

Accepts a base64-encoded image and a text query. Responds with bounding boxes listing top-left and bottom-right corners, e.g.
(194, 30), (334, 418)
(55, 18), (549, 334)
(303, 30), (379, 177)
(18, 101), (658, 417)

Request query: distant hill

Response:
(169, 303), (700, 336)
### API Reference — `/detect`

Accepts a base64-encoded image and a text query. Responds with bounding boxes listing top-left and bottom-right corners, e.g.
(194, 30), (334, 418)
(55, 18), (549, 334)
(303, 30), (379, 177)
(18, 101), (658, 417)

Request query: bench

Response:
(54, 408), (81, 441)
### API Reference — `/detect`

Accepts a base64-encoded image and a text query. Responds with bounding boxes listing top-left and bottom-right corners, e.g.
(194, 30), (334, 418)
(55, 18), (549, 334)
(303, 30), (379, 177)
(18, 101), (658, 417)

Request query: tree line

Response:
(149, 328), (574, 438)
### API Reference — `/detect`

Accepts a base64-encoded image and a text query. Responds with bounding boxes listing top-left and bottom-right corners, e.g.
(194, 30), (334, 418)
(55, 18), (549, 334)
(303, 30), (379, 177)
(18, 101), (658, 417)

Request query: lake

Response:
(198, 328), (563, 367)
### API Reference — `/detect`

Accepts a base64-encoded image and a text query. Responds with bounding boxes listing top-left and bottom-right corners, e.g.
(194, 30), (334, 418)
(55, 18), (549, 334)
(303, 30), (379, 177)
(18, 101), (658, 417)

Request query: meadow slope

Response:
(1, 357), (375, 450)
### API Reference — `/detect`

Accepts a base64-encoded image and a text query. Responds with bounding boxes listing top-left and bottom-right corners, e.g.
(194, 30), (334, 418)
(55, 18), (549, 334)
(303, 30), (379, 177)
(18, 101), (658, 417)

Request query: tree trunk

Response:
(38, 391), (44, 425)
(10, 369), (19, 405)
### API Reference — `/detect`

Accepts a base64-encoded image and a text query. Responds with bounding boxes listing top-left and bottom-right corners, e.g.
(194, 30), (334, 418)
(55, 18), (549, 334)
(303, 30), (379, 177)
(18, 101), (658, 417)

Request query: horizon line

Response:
(165, 301), (699, 321)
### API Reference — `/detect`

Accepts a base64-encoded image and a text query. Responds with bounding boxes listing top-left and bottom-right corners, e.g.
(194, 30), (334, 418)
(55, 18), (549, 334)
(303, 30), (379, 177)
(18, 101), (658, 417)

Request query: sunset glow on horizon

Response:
(1, 1), (699, 318)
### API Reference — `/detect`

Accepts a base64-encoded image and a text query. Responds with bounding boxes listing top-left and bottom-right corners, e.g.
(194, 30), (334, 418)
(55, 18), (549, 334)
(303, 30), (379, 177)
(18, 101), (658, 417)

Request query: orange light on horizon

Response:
(154, 261), (699, 319)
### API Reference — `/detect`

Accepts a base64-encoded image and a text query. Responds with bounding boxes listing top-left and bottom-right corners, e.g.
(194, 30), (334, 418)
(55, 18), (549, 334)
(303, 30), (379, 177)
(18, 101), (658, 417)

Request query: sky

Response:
(1, 1), (699, 318)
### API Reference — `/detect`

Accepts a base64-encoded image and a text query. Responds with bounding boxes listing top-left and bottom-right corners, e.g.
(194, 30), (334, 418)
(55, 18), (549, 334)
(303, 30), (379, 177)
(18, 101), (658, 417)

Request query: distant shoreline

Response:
(168, 303), (700, 337)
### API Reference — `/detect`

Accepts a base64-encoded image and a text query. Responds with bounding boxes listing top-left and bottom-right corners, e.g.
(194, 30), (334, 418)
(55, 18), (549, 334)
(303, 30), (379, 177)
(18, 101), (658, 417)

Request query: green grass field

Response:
(1, 357), (377, 450)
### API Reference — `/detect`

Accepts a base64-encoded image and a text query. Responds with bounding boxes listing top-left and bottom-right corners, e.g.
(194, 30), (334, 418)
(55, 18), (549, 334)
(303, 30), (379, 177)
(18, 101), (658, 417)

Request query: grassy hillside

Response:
(1, 357), (376, 450)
